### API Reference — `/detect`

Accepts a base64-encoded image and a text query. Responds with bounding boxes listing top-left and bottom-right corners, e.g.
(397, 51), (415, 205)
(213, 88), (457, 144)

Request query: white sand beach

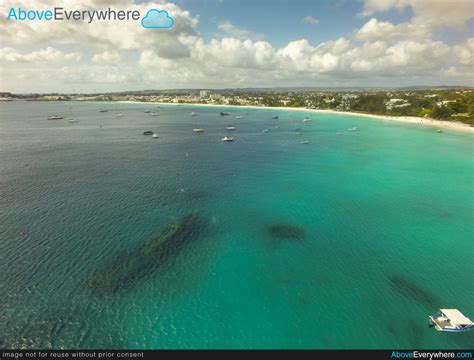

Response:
(121, 101), (474, 134)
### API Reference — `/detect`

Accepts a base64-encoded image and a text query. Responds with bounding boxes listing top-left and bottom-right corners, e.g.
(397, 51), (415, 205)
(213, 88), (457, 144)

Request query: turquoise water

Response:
(0, 101), (473, 349)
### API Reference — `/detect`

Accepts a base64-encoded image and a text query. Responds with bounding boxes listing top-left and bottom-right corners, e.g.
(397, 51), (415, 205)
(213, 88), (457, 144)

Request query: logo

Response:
(6, 6), (174, 29)
(141, 10), (174, 29)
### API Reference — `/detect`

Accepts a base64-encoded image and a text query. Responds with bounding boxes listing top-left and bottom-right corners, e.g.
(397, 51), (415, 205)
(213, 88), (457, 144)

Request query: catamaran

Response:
(429, 309), (473, 332)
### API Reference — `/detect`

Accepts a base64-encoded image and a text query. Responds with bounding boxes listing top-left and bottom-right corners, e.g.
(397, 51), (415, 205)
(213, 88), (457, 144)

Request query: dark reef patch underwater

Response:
(267, 224), (307, 243)
(388, 274), (441, 308)
(81, 212), (205, 293)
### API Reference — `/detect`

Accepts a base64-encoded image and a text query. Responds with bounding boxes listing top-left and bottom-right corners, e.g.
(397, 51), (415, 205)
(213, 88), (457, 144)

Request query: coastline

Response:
(120, 101), (474, 134)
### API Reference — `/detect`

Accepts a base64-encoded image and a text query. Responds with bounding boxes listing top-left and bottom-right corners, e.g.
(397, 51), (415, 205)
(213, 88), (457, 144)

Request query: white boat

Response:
(150, 112), (159, 116)
(221, 136), (234, 142)
(226, 125), (236, 130)
(236, 115), (243, 119)
(190, 112), (198, 116)
(262, 129), (269, 133)
(47, 115), (63, 120)
(303, 117), (312, 123)
(429, 309), (473, 332)
(114, 113), (123, 117)
(348, 127), (360, 131)
(152, 134), (159, 138)
(301, 140), (310, 144)
(193, 128), (204, 133)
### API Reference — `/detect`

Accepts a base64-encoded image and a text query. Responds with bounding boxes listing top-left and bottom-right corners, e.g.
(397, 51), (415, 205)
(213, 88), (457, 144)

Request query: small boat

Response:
(152, 134), (159, 138)
(221, 136), (234, 142)
(193, 128), (204, 133)
(190, 112), (198, 116)
(143, 131), (154, 135)
(337, 132), (342, 135)
(47, 115), (64, 120)
(226, 125), (236, 130)
(429, 309), (474, 332)
(437, 129), (443, 133)
(348, 127), (360, 132)
(301, 140), (310, 144)
(144, 110), (151, 114)
(297, 132), (303, 136)
(98, 109), (108, 113)
(236, 115), (243, 119)
(303, 117), (312, 123)
(262, 129), (269, 133)
(220, 112), (230, 116)
(114, 113), (123, 117)
(272, 116), (278, 119)
(150, 112), (159, 116)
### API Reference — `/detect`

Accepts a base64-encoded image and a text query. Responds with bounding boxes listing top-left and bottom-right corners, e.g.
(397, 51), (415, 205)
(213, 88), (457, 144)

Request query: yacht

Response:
(152, 134), (159, 138)
(429, 309), (473, 332)
(221, 136), (234, 142)
(143, 131), (154, 135)
(98, 109), (108, 113)
(301, 140), (310, 144)
(193, 128), (204, 133)
(190, 112), (198, 116)
(348, 127), (360, 131)
(47, 115), (64, 120)
(236, 115), (243, 119)
(226, 125), (236, 130)
(262, 129), (269, 133)
(150, 112), (159, 116)
(114, 113), (123, 117)
(220, 112), (230, 116)
(303, 117), (312, 123)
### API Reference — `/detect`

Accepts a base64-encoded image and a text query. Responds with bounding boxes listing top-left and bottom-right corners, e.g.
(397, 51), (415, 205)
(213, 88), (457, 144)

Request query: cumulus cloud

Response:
(92, 50), (121, 63)
(0, 0), (472, 91)
(360, 0), (474, 30)
(0, 47), (81, 63)
(217, 20), (263, 40)
(302, 16), (319, 25)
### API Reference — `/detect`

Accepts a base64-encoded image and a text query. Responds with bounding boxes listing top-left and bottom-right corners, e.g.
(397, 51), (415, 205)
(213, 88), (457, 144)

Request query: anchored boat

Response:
(47, 115), (64, 120)
(429, 309), (474, 332)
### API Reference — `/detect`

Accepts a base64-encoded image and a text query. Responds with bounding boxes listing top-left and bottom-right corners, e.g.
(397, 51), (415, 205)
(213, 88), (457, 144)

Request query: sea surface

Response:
(0, 101), (473, 349)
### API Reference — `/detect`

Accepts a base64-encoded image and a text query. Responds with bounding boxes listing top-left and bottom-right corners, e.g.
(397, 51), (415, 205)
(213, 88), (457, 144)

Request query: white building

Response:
(199, 90), (209, 98)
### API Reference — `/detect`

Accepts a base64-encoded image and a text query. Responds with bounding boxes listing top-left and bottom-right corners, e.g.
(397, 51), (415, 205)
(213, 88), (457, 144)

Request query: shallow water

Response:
(0, 101), (473, 349)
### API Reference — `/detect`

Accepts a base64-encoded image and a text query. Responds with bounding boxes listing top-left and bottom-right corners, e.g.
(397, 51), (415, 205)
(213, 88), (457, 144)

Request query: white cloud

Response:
(92, 50), (120, 63)
(360, 0), (474, 30)
(355, 18), (430, 41)
(302, 16), (319, 25)
(217, 20), (262, 40)
(0, 0), (472, 91)
(0, 47), (81, 63)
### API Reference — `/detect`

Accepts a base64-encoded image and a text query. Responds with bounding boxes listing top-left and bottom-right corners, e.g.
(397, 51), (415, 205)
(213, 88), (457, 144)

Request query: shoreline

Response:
(119, 101), (474, 134)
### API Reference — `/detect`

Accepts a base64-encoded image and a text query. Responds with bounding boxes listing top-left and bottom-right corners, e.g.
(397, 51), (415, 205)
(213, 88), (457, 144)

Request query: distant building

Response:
(199, 90), (209, 98)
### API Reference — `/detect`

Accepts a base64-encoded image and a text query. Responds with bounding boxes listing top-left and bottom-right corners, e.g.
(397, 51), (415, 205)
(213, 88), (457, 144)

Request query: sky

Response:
(0, 0), (473, 93)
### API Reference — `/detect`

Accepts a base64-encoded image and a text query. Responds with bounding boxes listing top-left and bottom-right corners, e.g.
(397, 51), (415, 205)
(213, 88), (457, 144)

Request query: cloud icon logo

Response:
(141, 9), (174, 29)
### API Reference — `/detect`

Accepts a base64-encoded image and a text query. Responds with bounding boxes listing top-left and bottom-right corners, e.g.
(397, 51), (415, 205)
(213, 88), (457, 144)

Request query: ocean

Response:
(0, 101), (473, 349)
